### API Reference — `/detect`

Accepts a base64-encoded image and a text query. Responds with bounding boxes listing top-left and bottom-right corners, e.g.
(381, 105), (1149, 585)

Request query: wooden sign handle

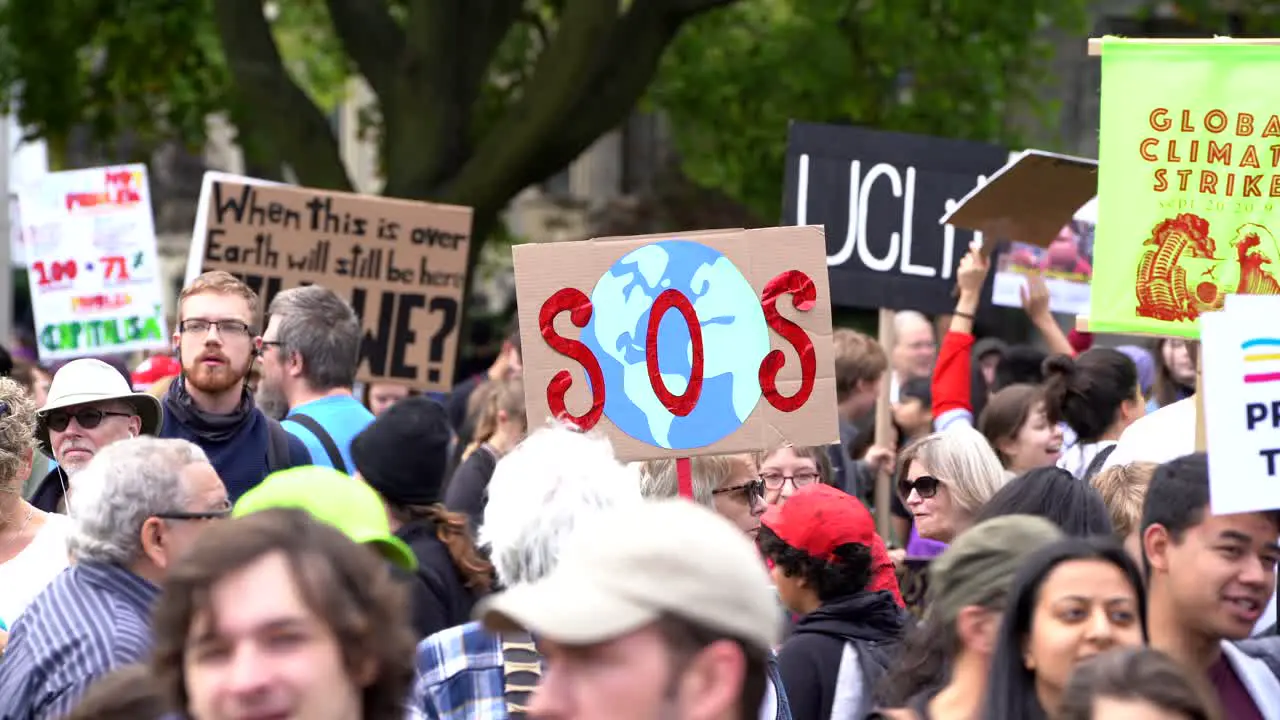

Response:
(874, 308), (898, 540)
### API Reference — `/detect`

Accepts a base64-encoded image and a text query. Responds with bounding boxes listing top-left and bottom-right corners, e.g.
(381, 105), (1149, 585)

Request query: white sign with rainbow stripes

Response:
(1203, 294), (1280, 515)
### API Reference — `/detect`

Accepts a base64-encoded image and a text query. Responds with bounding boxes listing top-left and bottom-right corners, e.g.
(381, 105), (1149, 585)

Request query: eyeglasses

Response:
(759, 471), (821, 490)
(897, 475), (942, 501)
(44, 408), (132, 432)
(180, 319), (252, 337)
(712, 479), (765, 500)
(155, 500), (233, 522)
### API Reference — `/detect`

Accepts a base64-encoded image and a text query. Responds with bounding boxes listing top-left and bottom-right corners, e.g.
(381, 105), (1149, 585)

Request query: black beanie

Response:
(351, 395), (452, 506)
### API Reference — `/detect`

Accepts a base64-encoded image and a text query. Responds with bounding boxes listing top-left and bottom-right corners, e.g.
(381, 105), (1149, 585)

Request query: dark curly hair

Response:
(756, 525), (872, 602)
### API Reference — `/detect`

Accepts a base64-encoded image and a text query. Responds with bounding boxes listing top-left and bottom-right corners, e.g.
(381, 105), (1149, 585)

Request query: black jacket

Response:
(29, 467), (67, 514)
(778, 591), (907, 720)
(393, 519), (481, 640)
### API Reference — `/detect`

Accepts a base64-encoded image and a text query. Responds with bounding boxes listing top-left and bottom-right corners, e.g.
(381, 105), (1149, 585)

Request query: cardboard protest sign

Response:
(782, 121), (1007, 315)
(1201, 294), (1280, 514)
(1091, 39), (1280, 337)
(192, 178), (472, 391)
(20, 165), (169, 360)
(513, 226), (837, 462)
(186, 171), (288, 285)
(941, 151), (1099, 316)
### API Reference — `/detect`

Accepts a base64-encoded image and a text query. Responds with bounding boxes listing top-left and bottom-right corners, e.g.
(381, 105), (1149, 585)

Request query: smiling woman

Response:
(978, 384), (1064, 475)
(982, 537), (1147, 720)
(895, 427), (1006, 544)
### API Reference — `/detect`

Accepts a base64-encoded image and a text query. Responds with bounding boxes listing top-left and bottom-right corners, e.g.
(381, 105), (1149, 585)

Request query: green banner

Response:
(1091, 39), (1280, 338)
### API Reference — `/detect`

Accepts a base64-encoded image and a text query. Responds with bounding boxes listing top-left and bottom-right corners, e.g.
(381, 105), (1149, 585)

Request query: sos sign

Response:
(513, 228), (838, 460)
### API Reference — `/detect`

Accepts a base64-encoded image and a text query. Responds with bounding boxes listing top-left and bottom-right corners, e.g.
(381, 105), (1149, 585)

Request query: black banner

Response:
(782, 122), (1008, 315)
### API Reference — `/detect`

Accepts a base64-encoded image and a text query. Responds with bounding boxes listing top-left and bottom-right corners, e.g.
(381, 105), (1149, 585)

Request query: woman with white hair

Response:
(414, 422), (642, 718)
(0, 376), (71, 637)
(896, 426), (1007, 544)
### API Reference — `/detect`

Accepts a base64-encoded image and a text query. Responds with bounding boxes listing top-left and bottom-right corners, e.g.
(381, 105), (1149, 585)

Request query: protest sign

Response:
(782, 122), (1008, 315)
(940, 150), (1099, 316)
(513, 226), (837, 462)
(192, 178), (472, 391)
(20, 164), (168, 360)
(1201, 294), (1280, 514)
(186, 171), (287, 285)
(1091, 39), (1280, 337)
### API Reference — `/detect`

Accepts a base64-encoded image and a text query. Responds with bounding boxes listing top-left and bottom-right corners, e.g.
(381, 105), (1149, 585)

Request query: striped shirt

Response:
(0, 561), (159, 720)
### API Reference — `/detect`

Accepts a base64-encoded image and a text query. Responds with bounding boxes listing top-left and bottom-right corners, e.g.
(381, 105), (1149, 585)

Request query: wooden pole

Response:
(874, 307), (898, 540)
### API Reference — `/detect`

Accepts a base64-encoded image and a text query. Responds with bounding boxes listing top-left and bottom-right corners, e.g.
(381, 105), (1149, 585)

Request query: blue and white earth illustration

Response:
(582, 240), (770, 450)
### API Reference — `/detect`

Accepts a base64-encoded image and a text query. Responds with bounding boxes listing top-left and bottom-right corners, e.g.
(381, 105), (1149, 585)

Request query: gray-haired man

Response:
(258, 284), (374, 473)
(0, 437), (228, 720)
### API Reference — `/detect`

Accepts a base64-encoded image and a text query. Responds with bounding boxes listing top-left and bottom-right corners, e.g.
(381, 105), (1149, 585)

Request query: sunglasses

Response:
(44, 408), (132, 433)
(712, 479), (766, 500)
(897, 475), (942, 501)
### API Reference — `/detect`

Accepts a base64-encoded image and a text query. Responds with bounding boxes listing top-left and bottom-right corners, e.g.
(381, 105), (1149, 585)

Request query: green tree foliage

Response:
(0, 0), (740, 262)
(647, 0), (1090, 223)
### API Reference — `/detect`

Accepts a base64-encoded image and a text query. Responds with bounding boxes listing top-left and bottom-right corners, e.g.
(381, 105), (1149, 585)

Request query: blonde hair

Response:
(897, 427), (1006, 517)
(0, 376), (36, 489)
(178, 271), (260, 323)
(462, 376), (526, 461)
(639, 454), (754, 507)
(1090, 461), (1158, 539)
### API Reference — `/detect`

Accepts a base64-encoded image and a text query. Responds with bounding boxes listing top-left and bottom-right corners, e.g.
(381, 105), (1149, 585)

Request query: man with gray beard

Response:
(28, 359), (161, 513)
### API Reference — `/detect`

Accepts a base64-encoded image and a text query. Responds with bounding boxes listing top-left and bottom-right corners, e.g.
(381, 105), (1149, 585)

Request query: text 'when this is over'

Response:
(202, 184), (468, 291)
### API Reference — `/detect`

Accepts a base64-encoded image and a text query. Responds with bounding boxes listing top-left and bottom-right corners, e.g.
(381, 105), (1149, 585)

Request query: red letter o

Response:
(645, 289), (704, 417)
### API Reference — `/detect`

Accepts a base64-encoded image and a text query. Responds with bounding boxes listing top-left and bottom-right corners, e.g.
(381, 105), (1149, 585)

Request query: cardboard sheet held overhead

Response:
(940, 150), (1098, 251)
(513, 225), (837, 462)
(193, 180), (473, 392)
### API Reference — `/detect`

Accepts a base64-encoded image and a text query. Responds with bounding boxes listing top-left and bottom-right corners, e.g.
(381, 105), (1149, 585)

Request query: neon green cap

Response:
(233, 465), (417, 572)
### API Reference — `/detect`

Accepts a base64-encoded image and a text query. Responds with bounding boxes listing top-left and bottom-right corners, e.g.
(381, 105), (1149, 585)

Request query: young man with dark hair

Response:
(151, 508), (417, 720)
(1141, 453), (1280, 717)
(758, 483), (907, 719)
(830, 329), (888, 499)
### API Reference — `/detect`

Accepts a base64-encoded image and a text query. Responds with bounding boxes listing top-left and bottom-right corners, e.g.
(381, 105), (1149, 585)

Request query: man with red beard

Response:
(159, 272), (309, 500)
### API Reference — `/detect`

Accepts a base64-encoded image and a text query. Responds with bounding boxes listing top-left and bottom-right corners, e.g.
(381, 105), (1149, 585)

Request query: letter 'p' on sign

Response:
(512, 225), (838, 462)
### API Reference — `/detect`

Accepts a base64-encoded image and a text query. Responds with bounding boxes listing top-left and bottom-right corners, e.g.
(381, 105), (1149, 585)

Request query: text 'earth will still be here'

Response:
(198, 181), (473, 390)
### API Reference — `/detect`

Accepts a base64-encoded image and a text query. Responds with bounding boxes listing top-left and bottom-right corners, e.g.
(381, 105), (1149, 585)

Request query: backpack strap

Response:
(285, 413), (347, 473)
(500, 632), (542, 719)
(265, 418), (293, 473)
(1082, 444), (1118, 481)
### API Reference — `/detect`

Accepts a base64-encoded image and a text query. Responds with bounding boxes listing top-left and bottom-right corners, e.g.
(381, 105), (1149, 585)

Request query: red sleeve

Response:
(933, 331), (974, 418)
(1068, 329), (1094, 356)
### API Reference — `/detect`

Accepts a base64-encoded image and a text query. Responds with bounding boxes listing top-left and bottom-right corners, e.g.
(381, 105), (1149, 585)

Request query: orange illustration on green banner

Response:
(1091, 38), (1280, 337)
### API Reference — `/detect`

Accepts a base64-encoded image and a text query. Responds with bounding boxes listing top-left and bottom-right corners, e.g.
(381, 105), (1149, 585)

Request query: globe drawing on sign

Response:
(582, 240), (771, 450)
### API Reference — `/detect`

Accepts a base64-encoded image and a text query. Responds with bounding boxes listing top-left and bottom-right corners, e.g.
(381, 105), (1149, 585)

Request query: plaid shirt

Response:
(410, 621), (792, 720)
(411, 621), (508, 720)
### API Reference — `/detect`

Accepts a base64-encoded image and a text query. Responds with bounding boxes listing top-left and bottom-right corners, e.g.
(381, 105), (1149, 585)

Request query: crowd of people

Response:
(0, 249), (1274, 720)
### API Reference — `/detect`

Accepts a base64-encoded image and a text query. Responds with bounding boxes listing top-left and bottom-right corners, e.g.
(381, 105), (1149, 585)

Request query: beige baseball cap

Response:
(475, 499), (782, 653)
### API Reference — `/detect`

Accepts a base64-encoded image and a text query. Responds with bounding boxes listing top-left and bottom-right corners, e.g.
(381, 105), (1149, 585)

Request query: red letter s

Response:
(539, 288), (605, 429)
(759, 270), (817, 412)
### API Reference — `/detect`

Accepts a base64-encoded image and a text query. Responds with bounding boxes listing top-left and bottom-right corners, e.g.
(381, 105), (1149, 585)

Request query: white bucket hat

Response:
(36, 358), (163, 457)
